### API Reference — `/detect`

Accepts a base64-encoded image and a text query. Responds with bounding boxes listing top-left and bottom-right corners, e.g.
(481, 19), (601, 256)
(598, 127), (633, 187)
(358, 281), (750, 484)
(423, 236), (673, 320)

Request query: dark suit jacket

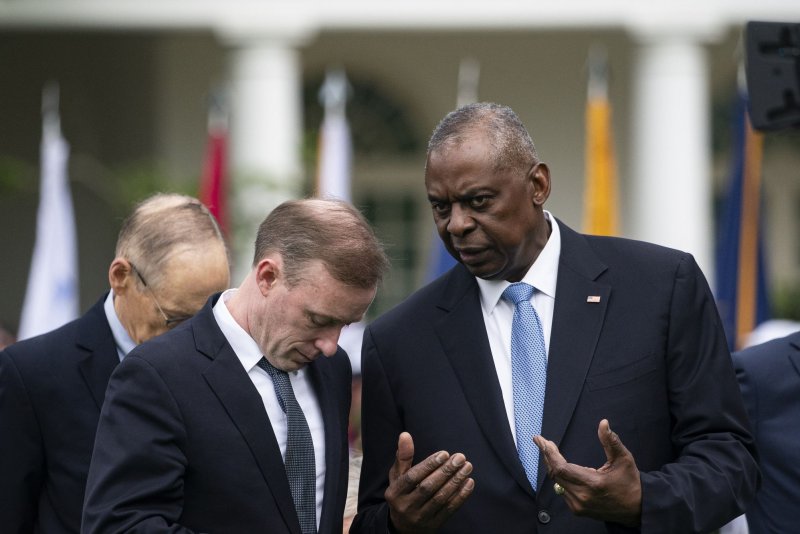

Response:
(733, 331), (800, 534)
(0, 295), (119, 534)
(352, 222), (758, 534)
(82, 295), (352, 534)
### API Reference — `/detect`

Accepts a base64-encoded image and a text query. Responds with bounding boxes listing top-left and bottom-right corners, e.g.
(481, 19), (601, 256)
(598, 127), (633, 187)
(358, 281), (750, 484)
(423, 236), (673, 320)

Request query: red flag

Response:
(200, 100), (228, 235)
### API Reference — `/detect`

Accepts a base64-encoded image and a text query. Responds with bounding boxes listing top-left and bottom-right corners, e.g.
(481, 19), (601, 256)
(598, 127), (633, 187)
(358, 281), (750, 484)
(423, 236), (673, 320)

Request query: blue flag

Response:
(424, 227), (457, 283)
(715, 91), (770, 350)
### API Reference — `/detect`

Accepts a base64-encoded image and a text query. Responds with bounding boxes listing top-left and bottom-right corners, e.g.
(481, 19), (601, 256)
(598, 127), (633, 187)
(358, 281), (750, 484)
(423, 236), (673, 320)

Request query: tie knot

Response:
(257, 356), (291, 413)
(502, 282), (535, 305)
(257, 356), (285, 379)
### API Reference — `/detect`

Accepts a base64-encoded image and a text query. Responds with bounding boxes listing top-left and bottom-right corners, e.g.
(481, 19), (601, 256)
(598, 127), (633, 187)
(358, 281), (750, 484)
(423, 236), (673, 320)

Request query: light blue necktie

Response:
(257, 357), (317, 534)
(502, 282), (547, 491)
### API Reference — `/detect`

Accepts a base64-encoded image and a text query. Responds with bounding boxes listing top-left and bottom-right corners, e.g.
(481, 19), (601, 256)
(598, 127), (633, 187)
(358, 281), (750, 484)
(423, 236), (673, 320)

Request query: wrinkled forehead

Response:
(428, 133), (496, 171)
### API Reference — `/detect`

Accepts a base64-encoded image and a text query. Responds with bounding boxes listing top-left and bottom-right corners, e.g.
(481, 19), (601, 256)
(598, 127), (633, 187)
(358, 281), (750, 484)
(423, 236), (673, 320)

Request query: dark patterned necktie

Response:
(257, 357), (317, 534)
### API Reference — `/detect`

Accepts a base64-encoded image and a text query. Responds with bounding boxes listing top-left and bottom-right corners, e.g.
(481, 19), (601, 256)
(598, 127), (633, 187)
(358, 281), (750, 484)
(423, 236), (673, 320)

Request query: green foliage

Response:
(771, 282), (800, 322)
(0, 157), (35, 195)
(0, 152), (198, 213)
(110, 162), (195, 207)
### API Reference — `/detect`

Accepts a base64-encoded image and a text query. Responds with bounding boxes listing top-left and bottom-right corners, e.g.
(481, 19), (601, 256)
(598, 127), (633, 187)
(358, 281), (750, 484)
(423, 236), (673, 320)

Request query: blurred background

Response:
(1, 0), (799, 350)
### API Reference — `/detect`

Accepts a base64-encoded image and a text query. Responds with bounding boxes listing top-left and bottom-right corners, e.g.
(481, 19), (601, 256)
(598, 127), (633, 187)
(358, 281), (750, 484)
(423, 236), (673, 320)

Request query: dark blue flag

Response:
(715, 91), (771, 350)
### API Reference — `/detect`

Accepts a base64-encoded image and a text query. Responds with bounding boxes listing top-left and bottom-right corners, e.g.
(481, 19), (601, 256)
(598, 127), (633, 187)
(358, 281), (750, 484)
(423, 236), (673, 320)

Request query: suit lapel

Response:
(436, 266), (534, 497)
(306, 355), (343, 533)
(76, 295), (121, 410)
(787, 333), (800, 377)
(194, 301), (302, 534)
(540, 223), (609, 489)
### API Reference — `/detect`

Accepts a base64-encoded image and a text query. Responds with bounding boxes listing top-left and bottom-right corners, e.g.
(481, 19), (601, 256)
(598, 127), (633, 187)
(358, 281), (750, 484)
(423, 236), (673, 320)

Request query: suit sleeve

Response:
(0, 350), (44, 533)
(81, 355), (197, 534)
(349, 326), (398, 534)
(731, 350), (760, 445)
(639, 255), (760, 533)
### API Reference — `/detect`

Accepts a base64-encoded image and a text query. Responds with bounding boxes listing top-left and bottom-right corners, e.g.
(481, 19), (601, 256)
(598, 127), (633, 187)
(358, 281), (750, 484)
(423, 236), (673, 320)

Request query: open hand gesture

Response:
(533, 419), (642, 527)
(385, 432), (475, 534)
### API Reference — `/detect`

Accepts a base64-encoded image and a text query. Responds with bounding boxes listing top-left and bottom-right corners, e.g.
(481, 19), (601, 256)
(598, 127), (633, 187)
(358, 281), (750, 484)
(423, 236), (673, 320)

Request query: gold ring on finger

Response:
(553, 482), (565, 496)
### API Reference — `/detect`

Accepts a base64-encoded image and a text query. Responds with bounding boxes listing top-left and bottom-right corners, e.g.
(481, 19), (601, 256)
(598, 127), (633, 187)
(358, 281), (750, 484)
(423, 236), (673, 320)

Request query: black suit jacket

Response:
(353, 222), (758, 534)
(0, 295), (118, 533)
(733, 331), (800, 534)
(82, 295), (352, 533)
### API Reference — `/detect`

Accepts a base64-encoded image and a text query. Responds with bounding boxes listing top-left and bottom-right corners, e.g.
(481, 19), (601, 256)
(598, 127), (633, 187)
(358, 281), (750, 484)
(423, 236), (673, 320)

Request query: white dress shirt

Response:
(476, 211), (561, 443)
(213, 289), (326, 528)
(104, 290), (136, 361)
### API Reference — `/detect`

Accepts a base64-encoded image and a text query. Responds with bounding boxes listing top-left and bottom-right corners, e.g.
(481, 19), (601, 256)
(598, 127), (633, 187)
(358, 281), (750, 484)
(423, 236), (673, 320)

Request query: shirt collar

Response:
(104, 290), (137, 360)
(212, 288), (266, 373)
(476, 210), (562, 314)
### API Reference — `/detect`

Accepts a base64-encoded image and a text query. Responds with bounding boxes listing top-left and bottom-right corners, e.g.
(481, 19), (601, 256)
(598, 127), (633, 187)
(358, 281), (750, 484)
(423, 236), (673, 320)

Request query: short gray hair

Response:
(253, 198), (389, 289)
(115, 193), (227, 289)
(427, 102), (538, 173)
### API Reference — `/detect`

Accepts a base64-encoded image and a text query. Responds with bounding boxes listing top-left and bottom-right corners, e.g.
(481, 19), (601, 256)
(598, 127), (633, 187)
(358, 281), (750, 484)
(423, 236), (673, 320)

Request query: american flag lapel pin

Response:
(586, 295), (601, 303)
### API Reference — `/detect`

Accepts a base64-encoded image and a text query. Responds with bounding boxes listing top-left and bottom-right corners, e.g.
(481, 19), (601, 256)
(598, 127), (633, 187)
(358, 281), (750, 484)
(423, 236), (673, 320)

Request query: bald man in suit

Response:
(0, 194), (230, 533)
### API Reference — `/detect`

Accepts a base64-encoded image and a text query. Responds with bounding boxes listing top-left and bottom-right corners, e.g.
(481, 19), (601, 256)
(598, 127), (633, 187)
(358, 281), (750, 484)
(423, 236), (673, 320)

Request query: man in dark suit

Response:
(0, 193), (230, 533)
(732, 331), (800, 534)
(82, 198), (389, 533)
(352, 103), (759, 533)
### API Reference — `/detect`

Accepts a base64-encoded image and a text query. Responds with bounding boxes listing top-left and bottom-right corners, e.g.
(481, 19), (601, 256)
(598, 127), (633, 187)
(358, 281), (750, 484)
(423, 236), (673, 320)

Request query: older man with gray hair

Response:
(0, 193), (231, 533)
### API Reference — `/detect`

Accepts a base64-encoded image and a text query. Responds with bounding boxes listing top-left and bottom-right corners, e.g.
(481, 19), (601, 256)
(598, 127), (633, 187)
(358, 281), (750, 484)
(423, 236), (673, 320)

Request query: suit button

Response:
(537, 510), (551, 524)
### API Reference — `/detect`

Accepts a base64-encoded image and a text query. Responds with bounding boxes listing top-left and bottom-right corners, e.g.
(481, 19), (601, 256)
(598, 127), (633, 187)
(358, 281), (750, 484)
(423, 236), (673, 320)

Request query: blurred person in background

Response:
(0, 193), (231, 533)
(732, 330), (800, 534)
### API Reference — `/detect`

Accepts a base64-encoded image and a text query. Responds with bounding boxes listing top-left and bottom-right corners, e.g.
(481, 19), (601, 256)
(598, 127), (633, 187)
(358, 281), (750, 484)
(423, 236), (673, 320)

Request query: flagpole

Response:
(735, 112), (764, 349)
(456, 57), (480, 109)
(734, 62), (767, 350)
(715, 63), (771, 350)
(423, 58), (479, 284)
(316, 68), (352, 201)
(18, 82), (79, 340)
(582, 44), (619, 237)
(200, 88), (229, 236)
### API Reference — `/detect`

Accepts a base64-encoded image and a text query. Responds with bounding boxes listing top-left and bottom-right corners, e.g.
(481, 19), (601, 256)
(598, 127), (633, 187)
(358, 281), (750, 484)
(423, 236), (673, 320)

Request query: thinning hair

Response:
(115, 193), (227, 289)
(426, 102), (538, 174)
(253, 198), (389, 289)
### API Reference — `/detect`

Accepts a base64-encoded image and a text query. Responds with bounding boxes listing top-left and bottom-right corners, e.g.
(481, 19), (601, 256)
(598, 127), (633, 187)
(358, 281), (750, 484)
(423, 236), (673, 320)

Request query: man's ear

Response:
(108, 258), (134, 294)
(529, 162), (551, 206)
(255, 257), (281, 296)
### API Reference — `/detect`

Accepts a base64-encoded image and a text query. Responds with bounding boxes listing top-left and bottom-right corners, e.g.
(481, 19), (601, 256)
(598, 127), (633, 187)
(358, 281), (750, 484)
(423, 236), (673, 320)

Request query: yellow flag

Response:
(583, 48), (619, 236)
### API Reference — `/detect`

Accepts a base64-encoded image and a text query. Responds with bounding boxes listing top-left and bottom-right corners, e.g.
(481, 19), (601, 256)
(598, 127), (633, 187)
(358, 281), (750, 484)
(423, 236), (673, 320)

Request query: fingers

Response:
(385, 437), (475, 533)
(414, 453), (475, 517)
(533, 435), (567, 480)
(533, 435), (595, 487)
(534, 424), (642, 526)
(396, 432), (415, 468)
(427, 460), (475, 523)
(389, 432), (418, 484)
(390, 432), (452, 494)
(596, 419), (631, 465)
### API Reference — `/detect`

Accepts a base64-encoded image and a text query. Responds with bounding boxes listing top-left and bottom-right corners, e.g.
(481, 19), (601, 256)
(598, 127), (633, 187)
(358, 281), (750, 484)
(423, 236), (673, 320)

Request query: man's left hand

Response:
(533, 419), (642, 527)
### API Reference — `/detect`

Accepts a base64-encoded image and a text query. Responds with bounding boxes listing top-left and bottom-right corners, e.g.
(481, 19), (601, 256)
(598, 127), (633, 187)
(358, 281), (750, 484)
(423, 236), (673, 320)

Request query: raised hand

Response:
(533, 419), (641, 527)
(385, 432), (475, 534)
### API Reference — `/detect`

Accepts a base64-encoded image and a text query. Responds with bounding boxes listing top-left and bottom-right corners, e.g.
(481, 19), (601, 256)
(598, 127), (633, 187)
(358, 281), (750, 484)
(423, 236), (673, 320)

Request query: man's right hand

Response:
(385, 432), (474, 534)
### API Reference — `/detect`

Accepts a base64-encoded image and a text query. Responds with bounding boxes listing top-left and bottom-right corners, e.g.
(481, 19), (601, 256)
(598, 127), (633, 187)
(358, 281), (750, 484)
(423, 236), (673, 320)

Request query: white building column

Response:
(223, 35), (306, 281)
(630, 34), (714, 280)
